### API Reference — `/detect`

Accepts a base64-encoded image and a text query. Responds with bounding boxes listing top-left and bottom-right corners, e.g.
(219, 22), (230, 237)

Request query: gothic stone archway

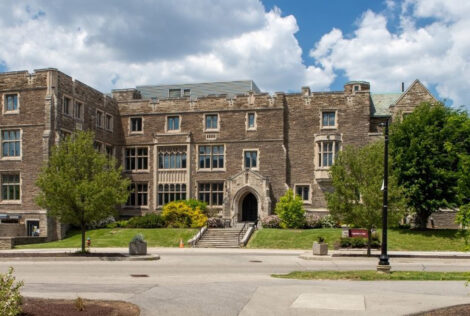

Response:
(224, 169), (271, 223)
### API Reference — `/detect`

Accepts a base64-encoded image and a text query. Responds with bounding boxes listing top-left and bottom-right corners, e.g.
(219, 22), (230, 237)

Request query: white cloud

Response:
(0, 1), (333, 93)
(310, 0), (470, 108)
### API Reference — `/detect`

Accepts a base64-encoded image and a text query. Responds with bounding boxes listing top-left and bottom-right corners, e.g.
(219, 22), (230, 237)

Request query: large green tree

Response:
(36, 131), (130, 252)
(390, 102), (470, 228)
(327, 141), (405, 255)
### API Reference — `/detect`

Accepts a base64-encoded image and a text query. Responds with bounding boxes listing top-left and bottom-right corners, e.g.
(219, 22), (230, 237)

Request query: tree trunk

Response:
(367, 228), (372, 257)
(414, 211), (429, 230)
(81, 222), (86, 253)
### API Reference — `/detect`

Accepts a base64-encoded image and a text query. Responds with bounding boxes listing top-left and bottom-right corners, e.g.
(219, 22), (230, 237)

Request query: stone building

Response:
(0, 68), (436, 240)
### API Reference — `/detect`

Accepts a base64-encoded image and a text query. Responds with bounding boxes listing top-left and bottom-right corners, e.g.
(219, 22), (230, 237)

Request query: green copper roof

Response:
(370, 93), (402, 117)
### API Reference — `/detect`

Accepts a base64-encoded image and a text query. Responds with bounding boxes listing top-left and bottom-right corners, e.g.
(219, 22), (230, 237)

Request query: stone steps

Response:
(195, 226), (250, 248)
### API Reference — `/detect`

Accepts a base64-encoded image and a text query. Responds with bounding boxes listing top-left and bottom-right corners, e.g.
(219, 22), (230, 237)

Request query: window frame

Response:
(157, 183), (187, 207)
(3, 93), (20, 114)
(321, 110), (338, 129)
(294, 184), (311, 204)
(1, 129), (22, 160)
(62, 95), (72, 117)
(197, 144), (225, 171)
(197, 182), (224, 207)
(124, 146), (149, 172)
(129, 116), (143, 134)
(125, 182), (149, 208)
(74, 100), (84, 121)
(169, 88), (182, 98)
(316, 140), (341, 169)
(158, 149), (188, 170)
(0, 173), (21, 204)
(246, 112), (257, 131)
(204, 113), (219, 132)
(166, 115), (181, 133)
(96, 109), (104, 128)
(243, 149), (259, 171)
(104, 113), (113, 131)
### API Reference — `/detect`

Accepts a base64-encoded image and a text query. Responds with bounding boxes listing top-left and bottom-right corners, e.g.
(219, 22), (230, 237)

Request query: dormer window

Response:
(183, 89), (190, 97)
(354, 85), (360, 92)
(169, 89), (181, 98)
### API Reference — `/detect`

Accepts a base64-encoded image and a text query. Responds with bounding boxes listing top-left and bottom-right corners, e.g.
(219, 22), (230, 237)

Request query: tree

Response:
(327, 141), (405, 255)
(36, 131), (130, 253)
(275, 189), (305, 228)
(390, 102), (470, 228)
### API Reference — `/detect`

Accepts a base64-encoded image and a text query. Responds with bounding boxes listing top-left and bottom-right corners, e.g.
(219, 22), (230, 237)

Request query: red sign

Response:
(349, 229), (368, 238)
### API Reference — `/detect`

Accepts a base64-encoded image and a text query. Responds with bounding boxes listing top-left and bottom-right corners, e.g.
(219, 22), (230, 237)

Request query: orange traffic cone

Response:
(179, 238), (184, 248)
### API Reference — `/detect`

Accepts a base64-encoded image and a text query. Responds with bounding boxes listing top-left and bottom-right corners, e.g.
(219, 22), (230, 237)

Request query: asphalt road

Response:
(1, 248), (470, 315)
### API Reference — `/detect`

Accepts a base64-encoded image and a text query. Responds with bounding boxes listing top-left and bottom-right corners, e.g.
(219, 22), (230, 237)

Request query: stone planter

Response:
(129, 240), (147, 256)
(313, 241), (328, 255)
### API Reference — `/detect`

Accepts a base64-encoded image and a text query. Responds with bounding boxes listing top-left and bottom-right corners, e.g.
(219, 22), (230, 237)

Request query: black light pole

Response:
(378, 118), (390, 271)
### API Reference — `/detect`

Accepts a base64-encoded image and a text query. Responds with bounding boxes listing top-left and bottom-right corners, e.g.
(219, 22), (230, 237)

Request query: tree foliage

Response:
(36, 131), (130, 252)
(0, 267), (23, 316)
(275, 189), (305, 228)
(390, 102), (470, 228)
(327, 141), (405, 254)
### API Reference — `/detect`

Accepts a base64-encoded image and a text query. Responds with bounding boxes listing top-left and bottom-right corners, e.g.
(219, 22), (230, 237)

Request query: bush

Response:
(319, 215), (338, 228)
(304, 214), (322, 229)
(275, 189), (305, 228)
(106, 220), (128, 228)
(0, 267), (24, 316)
(207, 217), (225, 228)
(162, 201), (208, 228)
(183, 199), (207, 214)
(339, 237), (380, 249)
(261, 215), (281, 228)
(126, 213), (166, 228)
(88, 216), (116, 229)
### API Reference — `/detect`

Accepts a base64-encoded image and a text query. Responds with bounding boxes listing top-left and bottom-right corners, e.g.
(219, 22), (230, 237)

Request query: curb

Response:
(0, 253), (160, 261)
(299, 252), (470, 260)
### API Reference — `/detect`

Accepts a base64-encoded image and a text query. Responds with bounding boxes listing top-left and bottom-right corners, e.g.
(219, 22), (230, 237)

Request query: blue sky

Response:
(262, 0), (388, 91)
(0, 1), (468, 108)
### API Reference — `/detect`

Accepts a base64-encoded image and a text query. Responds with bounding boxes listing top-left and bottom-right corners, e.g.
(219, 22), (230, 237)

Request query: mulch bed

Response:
(413, 304), (470, 316)
(20, 297), (139, 316)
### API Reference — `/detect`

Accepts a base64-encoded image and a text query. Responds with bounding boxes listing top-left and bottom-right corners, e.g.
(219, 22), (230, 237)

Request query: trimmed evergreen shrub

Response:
(126, 213), (166, 228)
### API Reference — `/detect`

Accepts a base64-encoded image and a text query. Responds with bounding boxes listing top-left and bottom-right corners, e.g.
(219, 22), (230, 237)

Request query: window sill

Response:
(320, 126), (338, 130)
(204, 129), (220, 133)
(129, 131), (144, 135)
(124, 170), (150, 174)
(0, 157), (22, 161)
(246, 128), (257, 132)
(197, 169), (226, 173)
(3, 111), (19, 115)
(165, 130), (181, 133)
(0, 201), (21, 205)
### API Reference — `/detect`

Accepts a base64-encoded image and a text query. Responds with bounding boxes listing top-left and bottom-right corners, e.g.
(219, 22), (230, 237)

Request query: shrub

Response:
(126, 213), (166, 228)
(319, 215), (338, 228)
(183, 199), (207, 214)
(207, 217), (225, 228)
(88, 216), (116, 229)
(304, 214), (322, 229)
(106, 220), (128, 228)
(162, 201), (208, 228)
(0, 267), (24, 316)
(339, 237), (380, 249)
(131, 233), (145, 243)
(275, 189), (305, 228)
(261, 215), (281, 228)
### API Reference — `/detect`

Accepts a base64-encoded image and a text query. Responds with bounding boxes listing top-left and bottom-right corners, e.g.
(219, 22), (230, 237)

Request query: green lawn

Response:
(247, 228), (466, 251)
(272, 270), (470, 281)
(15, 228), (198, 249)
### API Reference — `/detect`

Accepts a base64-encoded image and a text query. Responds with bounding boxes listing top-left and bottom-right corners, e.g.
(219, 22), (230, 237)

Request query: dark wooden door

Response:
(242, 193), (258, 222)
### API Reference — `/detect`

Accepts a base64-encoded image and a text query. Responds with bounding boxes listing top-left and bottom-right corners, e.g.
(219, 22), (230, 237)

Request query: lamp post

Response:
(377, 118), (391, 273)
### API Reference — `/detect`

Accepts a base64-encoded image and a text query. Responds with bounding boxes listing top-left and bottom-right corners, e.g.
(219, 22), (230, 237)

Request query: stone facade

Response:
(0, 68), (436, 239)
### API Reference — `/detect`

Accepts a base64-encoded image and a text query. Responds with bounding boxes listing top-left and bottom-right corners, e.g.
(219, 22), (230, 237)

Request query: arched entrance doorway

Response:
(241, 193), (258, 222)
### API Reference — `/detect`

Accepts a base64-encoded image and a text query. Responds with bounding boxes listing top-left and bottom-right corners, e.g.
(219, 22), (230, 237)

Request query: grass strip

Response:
(272, 270), (470, 281)
(15, 228), (198, 249)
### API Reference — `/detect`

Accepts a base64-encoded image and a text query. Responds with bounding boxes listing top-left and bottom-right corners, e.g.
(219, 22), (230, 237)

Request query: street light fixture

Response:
(377, 118), (391, 273)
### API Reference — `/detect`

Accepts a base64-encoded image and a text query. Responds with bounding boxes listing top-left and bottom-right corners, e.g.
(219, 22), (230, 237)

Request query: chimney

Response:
(401, 82), (405, 92)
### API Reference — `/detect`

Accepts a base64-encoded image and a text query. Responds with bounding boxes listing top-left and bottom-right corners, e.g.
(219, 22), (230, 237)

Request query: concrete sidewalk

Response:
(2, 246), (470, 259)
